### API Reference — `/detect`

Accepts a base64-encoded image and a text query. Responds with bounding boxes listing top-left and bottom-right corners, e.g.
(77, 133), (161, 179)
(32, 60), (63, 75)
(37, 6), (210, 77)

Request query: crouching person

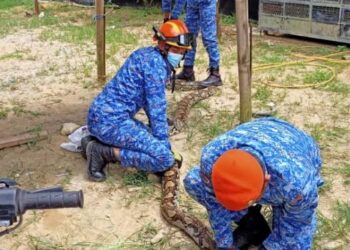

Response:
(83, 20), (192, 182)
(183, 118), (324, 250)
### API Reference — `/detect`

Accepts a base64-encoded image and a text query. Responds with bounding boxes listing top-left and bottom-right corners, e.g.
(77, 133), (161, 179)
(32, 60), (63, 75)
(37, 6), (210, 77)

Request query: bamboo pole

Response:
(96, 0), (106, 83)
(34, 0), (40, 16)
(235, 0), (252, 123)
(216, 0), (221, 40)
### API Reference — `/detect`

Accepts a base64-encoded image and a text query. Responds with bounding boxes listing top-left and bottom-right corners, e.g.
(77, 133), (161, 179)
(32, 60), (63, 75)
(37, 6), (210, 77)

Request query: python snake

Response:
(161, 82), (219, 249)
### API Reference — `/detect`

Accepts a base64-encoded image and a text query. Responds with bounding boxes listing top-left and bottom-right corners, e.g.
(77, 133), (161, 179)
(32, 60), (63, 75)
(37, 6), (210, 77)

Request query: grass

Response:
(221, 50), (237, 68)
(322, 80), (350, 95)
(339, 164), (350, 185)
(0, 0), (32, 10)
(28, 234), (66, 250)
(314, 202), (350, 247)
(253, 41), (293, 64)
(0, 50), (26, 60)
(254, 85), (272, 104)
(12, 105), (44, 117)
(121, 170), (155, 207)
(26, 124), (43, 134)
(186, 109), (238, 148)
(122, 171), (150, 187)
(0, 108), (10, 119)
(318, 178), (332, 194)
(221, 14), (236, 25)
(1, 3), (350, 249)
(306, 123), (348, 144)
(0, 2), (156, 42)
(303, 69), (332, 84)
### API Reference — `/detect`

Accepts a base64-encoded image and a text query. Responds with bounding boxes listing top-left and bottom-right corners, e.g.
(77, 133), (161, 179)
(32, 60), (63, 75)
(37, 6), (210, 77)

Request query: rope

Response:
(253, 51), (350, 89)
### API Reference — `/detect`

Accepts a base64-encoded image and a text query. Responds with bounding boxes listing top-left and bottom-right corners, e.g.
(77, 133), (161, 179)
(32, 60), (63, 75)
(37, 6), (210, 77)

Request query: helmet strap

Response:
(158, 44), (176, 93)
(171, 68), (176, 93)
(164, 45), (176, 93)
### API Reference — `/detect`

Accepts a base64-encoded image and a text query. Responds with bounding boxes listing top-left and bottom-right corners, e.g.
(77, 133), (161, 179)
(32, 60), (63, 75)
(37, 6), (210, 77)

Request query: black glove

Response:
(163, 17), (170, 23)
(233, 205), (271, 250)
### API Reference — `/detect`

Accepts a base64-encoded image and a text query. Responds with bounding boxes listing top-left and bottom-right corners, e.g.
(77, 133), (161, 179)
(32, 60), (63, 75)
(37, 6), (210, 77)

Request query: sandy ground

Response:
(0, 27), (349, 250)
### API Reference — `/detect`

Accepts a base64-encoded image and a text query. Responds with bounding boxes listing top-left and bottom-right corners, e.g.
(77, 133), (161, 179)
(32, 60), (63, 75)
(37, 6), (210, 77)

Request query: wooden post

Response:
(34, 0), (40, 16)
(96, 0), (106, 83)
(235, 0), (252, 123)
(216, 0), (221, 40)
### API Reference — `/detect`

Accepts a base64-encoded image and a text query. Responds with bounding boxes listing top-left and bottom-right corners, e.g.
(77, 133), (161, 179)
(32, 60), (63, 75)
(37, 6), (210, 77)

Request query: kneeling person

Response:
(84, 20), (192, 182)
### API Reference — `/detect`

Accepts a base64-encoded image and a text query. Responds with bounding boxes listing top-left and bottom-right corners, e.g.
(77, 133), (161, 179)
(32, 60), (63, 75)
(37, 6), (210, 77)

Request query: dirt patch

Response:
(0, 25), (349, 250)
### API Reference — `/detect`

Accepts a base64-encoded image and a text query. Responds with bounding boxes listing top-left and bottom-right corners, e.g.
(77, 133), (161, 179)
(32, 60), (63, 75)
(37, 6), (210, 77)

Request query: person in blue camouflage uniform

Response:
(184, 118), (323, 249)
(162, 0), (222, 88)
(83, 20), (192, 182)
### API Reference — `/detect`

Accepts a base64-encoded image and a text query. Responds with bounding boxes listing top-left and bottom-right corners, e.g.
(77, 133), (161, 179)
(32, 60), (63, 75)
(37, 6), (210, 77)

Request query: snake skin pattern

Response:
(171, 84), (219, 135)
(162, 84), (219, 249)
(161, 164), (216, 249)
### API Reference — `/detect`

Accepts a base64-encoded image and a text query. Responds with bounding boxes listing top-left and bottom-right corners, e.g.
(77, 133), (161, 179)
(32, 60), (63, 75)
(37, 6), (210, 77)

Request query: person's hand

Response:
(172, 150), (183, 168)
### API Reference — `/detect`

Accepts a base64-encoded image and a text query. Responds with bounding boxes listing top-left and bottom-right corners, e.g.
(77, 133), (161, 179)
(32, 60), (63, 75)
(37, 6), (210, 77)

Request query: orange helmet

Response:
(154, 20), (193, 50)
(211, 149), (265, 211)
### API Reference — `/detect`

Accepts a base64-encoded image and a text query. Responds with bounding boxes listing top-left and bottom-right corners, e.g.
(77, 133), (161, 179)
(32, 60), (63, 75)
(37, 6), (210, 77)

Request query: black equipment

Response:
(0, 178), (83, 236)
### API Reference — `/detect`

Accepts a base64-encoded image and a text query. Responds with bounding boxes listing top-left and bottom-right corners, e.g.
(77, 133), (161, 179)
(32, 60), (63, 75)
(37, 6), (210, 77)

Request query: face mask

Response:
(167, 52), (183, 68)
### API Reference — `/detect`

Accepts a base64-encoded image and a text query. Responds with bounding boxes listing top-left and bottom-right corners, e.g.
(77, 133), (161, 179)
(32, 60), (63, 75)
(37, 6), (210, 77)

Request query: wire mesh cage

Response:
(312, 6), (340, 24)
(313, 0), (340, 4)
(259, 0), (350, 43)
(343, 9), (350, 23)
(285, 3), (310, 18)
(261, 1), (284, 16)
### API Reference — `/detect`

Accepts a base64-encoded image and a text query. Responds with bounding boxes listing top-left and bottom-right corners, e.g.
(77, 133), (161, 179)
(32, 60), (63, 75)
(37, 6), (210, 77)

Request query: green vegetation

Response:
(0, 108), (10, 119)
(338, 163), (350, 184)
(314, 202), (350, 247)
(121, 170), (155, 206)
(122, 171), (150, 187)
(306, 123), (348, 144)
(26, 125), (43, 134)
(0, 50), (26, 60)
(322, 80), (350, 95)
(186, 109), (238, 148)
(221, 14), (236, 25)
(254, 85), (272, 104)
(303, 69), (332, 84)
(0, 0), (32, 10)
(253, 42), (293, 64)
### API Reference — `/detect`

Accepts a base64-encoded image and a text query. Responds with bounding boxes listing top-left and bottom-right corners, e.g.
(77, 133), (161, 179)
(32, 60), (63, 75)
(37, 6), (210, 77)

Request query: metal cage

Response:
(259, 0), (350, 43)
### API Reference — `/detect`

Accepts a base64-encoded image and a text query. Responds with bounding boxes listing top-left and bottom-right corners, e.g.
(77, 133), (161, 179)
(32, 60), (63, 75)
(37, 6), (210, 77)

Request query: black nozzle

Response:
(18, 190), (84, 214)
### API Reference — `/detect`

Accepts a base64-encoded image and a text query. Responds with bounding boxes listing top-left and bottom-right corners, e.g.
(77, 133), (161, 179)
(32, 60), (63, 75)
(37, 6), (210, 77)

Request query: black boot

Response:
(176, 65), (195, 81)
(81, 135), (96, 160)
(198, 67), (223, 88)
(86, 141), (118, 182)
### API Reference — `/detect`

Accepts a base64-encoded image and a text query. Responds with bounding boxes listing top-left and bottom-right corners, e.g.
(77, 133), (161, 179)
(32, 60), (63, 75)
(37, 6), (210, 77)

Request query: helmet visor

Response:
(166, 33), (194, 48)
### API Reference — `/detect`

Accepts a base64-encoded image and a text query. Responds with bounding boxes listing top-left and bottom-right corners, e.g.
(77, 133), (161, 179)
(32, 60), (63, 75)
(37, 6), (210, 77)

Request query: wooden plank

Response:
(235, 0), (252, 123)
(0, 131), (48, 150)
(96, 0), (106, 83)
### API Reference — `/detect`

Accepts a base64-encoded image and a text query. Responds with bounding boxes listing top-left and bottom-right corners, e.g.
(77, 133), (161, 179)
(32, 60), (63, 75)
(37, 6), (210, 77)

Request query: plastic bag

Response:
(60, 125), (90, 153)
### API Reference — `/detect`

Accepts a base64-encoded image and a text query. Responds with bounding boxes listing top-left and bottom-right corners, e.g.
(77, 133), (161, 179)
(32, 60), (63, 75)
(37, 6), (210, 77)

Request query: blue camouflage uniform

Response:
(87, 47), (175, 173)
(183, 118), (323, 249)
(162, 0), (220, 68)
